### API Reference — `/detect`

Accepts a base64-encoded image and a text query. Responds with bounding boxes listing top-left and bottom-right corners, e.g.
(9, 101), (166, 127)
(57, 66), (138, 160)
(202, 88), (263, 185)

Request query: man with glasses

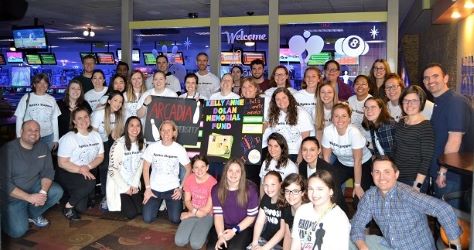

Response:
(423, 63), (473, 209)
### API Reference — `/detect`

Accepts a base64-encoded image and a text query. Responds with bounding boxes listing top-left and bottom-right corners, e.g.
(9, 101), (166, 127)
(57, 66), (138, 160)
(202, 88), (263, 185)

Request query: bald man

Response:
(0, 120), (63, 238)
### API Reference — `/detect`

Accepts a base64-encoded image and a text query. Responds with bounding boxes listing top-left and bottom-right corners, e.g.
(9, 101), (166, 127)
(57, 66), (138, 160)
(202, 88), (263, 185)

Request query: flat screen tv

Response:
(242, 51), (266, 65)
(12, 26), (48, 51)
(334, 52), (359, 65)
(143, 52), (157, 65)
(307, 52), (332, 66)
(40, 53), (57, 65)
(6, 51), (24, 63)
(79, 52), (96, 63)
(117, 49), (140, 63)
(220, 51), (242, 65)
(11, 67), (31, 87)
(25, 54), (42, 65)
(159, 52), (184, 65)
(96, 52), (115, 65)
(0, 54), (5, 65)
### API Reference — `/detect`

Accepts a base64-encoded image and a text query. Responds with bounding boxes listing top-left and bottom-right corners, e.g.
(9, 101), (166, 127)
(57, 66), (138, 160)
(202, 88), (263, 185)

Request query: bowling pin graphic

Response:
(193, 100), (200, 124)
(150, 118), (160, 141)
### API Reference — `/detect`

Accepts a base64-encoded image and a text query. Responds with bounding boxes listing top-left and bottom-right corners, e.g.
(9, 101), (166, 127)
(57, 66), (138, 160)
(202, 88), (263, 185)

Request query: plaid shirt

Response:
(370, 120), (396, 158)
(351, 182), (462, 250)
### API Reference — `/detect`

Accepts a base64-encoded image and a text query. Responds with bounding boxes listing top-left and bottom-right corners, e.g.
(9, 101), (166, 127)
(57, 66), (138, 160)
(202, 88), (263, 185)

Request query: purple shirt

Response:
(211, 181), (259, 229)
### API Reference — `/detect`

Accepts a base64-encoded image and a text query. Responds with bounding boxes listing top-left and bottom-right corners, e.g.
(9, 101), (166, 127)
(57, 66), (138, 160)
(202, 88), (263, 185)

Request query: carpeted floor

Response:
(1, 205), (197, 250)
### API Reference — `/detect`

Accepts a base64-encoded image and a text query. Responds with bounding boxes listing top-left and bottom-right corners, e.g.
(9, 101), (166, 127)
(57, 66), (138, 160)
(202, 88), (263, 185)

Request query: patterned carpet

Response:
(1, 205), (196, 250)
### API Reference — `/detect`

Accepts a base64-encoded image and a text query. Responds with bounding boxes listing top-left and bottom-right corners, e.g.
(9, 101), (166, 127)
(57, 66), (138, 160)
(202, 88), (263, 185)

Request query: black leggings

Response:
(120, 193), (143, 219)
(56, 168), (95, 212)
(206, 226), (253, 250)
(333, 159), (373, 208)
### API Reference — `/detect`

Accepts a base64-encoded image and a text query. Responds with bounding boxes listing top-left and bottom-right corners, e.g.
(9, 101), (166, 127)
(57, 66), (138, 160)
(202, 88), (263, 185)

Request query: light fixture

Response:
(465, 0), (474, 8)
(9, 42), (16, 51)
(244, 41), (255, 47)
(451, 10), (461, 19)
(83, 27), (95, 37)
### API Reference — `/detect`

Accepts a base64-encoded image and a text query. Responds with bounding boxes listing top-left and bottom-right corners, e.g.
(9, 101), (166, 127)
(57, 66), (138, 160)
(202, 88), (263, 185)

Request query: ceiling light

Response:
(9, 42), (16, 51)
(244, 41), (255, 47)
(451, 10), (461, 19)
(83, 27), (95, 37)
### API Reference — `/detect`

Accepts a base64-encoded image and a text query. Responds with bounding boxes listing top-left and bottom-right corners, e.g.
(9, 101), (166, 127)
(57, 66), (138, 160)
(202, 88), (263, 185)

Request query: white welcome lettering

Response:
(223, 29), (267, 44)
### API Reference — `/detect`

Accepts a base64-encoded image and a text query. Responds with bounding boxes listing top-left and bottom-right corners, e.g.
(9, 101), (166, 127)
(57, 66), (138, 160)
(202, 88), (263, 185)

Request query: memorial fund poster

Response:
(201, 98), (264, 164)
(144, 96), (200, 145)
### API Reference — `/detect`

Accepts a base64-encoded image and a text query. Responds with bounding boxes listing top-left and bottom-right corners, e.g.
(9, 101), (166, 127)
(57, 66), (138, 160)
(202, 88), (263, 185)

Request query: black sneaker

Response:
(63, 207), (81, 220)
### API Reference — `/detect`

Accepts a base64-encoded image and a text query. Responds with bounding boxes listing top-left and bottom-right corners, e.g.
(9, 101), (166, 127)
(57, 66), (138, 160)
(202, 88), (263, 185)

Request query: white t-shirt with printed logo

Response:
(141, 141), (190, 192)
(195, 72), (220, 100)
(91, 108), (116, 142)
(348, 94), (372, 143)
(121, 142), (143, 186)
(85, 88), (108, 111)
(259, 158), (298, 182)
(262, 107), (314, 154)
(145, 74), (182, 93)
(294, 89), (317, 121)
(57, 131), (104, 165)
(14, 93), (61, 141)
(321, 124), (372, 166)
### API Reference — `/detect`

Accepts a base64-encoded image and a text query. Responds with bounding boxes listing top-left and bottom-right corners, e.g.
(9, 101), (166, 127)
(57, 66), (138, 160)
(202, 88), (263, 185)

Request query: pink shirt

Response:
(183, 173), (217, 209)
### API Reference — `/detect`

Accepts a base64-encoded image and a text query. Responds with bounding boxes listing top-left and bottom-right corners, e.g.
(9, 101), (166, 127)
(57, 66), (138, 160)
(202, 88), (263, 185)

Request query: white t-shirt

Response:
(91, 108), (116, 142)
(146, 74), (181, 93)
(294, 89), (317, 121)
(292, 203), (350, 250)
(323, 107), (332, 128)
(137, 88), (178, 107)
(259, 158), (298, 181)
(123, 93), (141, 120)
(120, 142), (143, 186)
(179, 92), (207, 100)
(141, 141), (191, 192)
(14, 93), (61, 141)
(263, 107), (314, 154)
(321, 124), (372, 166)
(195, 72), (220, 100)
(57, 131), (104, 166)
(348, 94), (372, 143)
(209, 91), (241, 100)
(85, 88), (108, 111)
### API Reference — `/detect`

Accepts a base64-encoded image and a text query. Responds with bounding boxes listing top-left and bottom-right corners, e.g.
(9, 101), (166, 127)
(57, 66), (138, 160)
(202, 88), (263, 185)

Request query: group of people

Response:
(1, 51), (471, 250)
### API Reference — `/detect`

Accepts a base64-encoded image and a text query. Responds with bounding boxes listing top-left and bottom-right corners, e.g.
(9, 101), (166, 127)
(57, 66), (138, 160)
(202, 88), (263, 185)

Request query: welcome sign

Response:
(201, 98), (264, 164)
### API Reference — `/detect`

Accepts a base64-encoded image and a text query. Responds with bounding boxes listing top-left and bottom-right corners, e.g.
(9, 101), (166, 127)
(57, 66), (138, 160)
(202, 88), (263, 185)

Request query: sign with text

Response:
(201, 98), (264, 164)
(144, 96), (200, 145)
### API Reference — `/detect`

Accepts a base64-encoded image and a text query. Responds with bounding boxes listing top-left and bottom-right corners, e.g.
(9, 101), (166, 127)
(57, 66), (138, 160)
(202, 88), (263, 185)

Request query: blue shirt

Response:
(350, 182), (461, 250)
(430, 89), (472, 177)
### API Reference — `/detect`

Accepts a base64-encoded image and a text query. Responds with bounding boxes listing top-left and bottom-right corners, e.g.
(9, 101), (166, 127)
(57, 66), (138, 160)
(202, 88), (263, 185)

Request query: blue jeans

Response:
(40, 133), (54, 151)
(433, 171), (469, 209)
(1, 181), (63, 238)
(142, 188), (182, 224)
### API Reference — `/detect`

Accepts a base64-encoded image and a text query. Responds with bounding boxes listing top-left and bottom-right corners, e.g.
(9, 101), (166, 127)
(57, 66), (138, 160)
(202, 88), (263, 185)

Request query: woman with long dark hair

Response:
(57, 79), (92, 138)
(106, 116), (146, 219)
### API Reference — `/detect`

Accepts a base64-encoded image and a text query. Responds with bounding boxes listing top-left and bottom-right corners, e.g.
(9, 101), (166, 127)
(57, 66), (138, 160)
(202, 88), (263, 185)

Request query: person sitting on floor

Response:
(0, 120), (63, 238)
(350, 156), (462, 250)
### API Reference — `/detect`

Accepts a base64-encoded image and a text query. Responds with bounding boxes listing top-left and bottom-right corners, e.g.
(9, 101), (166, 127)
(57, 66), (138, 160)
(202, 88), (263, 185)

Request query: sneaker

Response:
(28, 216), (49, 227)
(100, 197), (108, 211)
(159, 200), (167, 211)
(63, 207), (81, 220)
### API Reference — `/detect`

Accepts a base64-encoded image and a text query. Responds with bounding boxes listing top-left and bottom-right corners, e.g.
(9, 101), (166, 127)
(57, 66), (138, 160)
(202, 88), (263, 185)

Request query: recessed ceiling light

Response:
(465, 0), (474, 8)
(451, 10), (461, 19)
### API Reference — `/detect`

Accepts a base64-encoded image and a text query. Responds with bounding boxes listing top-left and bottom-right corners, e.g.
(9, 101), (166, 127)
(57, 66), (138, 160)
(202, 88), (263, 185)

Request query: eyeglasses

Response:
(374, 67), (385, 71)
(363, 106), (379, 111)
(402, 99), (420, 105)
(385, 85), (400, 91)
(284, 189), (302, 196)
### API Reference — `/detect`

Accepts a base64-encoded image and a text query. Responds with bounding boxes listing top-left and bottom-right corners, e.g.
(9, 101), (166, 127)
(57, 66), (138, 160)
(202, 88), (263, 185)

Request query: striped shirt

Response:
(211, 181), (259, 229)
(351, 182), (461, 250)
(393, 119), (434, 183)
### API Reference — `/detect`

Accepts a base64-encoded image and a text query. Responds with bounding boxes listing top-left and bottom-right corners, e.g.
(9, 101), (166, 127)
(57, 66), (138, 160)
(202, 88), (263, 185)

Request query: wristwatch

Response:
(449, 243), (462, 250)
